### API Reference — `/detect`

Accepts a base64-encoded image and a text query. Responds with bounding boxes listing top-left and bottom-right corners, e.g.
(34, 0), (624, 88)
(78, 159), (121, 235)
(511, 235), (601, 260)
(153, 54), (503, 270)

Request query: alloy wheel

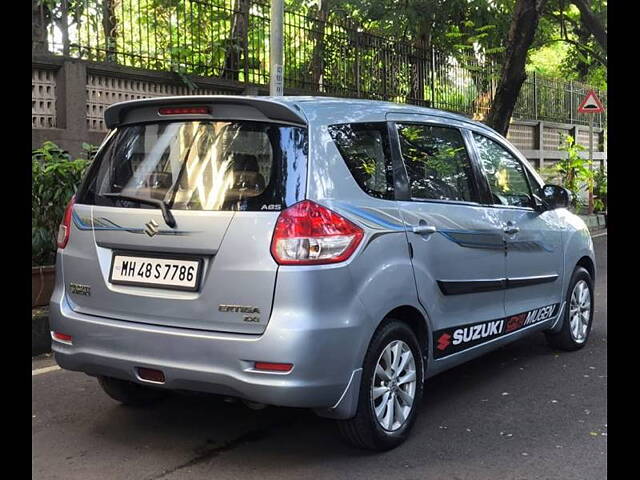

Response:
(569, 280), (591, 343)
(371, 340), (417, 431)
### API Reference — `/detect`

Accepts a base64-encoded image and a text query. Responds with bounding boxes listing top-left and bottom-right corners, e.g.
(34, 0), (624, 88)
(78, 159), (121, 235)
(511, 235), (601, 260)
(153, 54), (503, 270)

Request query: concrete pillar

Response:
(55, 60), (88, 158)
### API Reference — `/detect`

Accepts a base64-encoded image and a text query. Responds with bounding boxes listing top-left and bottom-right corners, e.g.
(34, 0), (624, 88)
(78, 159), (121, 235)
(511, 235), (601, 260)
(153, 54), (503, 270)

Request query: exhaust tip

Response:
(136, 367), (166, 384)
(242, 400), (267, 410)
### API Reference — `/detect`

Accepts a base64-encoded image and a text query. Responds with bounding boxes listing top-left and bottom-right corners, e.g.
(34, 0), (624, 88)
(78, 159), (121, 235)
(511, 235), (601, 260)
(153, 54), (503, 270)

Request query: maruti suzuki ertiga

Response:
(50, 96), (595, 451)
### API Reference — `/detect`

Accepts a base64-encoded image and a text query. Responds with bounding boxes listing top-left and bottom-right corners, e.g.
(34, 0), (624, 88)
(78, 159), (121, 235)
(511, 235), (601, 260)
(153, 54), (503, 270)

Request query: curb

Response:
(32, 307), (51, 357)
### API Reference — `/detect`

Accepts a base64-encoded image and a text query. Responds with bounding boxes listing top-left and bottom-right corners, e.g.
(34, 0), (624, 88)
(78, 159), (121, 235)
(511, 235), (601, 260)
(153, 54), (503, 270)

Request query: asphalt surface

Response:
(32, 234), (607, 480)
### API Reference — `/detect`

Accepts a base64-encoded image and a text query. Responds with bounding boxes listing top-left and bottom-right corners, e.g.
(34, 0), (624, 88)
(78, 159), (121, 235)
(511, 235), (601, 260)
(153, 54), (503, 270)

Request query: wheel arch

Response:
(315, 303), (430, 421)
(383, 305), (430, 359)
(548, 254), (596, 335)
(576, 255), (596, 281)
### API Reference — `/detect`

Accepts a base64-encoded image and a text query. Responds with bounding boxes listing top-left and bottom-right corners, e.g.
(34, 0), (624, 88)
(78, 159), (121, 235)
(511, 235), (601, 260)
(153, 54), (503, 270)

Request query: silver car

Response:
(50, 96), (595, 450)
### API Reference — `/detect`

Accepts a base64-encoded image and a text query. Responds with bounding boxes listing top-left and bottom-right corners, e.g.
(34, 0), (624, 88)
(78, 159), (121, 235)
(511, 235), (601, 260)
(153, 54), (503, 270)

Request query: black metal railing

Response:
(32, 0), (606, 127)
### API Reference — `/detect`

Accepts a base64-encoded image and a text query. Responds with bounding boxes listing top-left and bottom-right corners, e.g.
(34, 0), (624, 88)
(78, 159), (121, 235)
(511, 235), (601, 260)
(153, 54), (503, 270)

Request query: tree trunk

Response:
(102, 0), (118, 63)
(32, 0), (50, 53)
(309, 0), (330, 91)
(485, 0), (547, 136)
(574, 28), (592, 78)
(408, 18), (433, 106)
(223, 0), (250, 81)
(571, 0), (606, 51)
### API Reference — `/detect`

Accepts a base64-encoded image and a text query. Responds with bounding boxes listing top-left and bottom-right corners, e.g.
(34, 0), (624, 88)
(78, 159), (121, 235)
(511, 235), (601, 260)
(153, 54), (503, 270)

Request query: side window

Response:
(396, 123), (476, 202)
(328, 123), (394, 200)
(472, 133), (533, 208)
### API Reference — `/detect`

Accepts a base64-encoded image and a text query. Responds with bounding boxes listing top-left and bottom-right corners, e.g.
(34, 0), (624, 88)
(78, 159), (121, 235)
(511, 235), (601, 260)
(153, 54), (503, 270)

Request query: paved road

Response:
(32, 234), (607, 480)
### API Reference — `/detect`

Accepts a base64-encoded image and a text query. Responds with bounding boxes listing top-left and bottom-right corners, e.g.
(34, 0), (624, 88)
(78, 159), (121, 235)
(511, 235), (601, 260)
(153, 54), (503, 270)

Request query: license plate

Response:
(109, 252), (203, 291)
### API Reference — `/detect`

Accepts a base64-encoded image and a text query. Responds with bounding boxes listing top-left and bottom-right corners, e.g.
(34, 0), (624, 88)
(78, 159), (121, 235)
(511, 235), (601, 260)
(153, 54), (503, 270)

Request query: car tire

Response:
(545, 266), (594, 351)
(97, 376), (168, 407)
(337, 319), (424, 451)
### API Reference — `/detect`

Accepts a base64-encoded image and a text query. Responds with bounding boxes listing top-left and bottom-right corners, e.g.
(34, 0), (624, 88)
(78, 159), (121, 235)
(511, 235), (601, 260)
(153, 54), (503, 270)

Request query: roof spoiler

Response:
(104, 96), (307, 129)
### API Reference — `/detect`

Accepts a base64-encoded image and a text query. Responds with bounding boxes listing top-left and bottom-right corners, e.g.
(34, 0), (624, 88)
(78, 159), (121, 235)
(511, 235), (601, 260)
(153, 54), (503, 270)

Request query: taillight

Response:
(57, 195), (75, 249)
(270, 200), (364, 265)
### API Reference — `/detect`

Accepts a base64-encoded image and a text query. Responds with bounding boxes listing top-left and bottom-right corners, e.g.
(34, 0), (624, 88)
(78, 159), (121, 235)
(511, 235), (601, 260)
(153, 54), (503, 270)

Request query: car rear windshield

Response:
(77, 120), (308, 212)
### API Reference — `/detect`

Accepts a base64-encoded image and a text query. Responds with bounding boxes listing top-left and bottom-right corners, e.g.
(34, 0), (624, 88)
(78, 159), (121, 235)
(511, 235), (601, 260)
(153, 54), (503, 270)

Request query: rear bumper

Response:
(49, 292), (365, 412)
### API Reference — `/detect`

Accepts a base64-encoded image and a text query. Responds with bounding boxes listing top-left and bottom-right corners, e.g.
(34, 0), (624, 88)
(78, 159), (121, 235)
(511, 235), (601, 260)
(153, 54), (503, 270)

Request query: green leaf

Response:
(32, 140), (91, 266)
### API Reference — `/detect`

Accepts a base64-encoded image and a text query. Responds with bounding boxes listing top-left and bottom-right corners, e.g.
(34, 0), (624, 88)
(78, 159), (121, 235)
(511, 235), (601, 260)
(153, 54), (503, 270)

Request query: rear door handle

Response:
(411, 224), (437, 235)
(503, 226), (520, 235)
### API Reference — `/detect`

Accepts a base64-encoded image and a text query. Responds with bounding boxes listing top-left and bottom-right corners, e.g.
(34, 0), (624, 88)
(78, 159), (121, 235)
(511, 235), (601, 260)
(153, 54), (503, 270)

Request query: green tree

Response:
(486, 0), (547, 136)
(33, 0), (606, 121)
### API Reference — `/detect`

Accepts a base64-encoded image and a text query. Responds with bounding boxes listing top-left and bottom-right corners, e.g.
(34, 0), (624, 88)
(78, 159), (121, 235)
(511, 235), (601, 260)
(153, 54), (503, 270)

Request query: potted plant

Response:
(32, 141), (91, 307)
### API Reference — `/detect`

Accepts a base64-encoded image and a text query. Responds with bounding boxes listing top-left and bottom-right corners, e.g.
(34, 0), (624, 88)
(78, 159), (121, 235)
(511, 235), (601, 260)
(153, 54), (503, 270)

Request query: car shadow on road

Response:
(85, 331), (567, 474)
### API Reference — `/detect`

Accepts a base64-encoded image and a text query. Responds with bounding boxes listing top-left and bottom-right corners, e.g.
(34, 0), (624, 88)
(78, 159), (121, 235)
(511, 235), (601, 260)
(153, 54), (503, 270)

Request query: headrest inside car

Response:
(227, 154), (266, 199)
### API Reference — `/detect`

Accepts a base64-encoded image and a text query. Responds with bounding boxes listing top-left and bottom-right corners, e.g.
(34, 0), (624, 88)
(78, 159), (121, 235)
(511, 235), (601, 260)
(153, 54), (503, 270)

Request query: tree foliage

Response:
(530, 0), (607, 88)
(32, 0), (606, 127)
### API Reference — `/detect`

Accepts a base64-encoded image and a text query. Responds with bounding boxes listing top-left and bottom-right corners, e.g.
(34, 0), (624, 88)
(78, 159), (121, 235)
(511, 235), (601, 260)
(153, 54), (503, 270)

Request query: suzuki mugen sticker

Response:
(433, 303), (559, 359)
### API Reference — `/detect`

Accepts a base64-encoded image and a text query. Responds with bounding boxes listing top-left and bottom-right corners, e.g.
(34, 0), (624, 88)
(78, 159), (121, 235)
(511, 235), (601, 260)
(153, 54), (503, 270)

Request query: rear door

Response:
(387, 116), (507, 360)
(63, 111), (307, 334)
(469, 131), (564, 320)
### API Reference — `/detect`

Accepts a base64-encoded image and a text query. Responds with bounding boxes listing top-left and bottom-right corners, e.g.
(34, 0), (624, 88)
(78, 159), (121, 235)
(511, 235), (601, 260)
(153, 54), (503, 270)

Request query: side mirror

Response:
(536, 184), (571, 211)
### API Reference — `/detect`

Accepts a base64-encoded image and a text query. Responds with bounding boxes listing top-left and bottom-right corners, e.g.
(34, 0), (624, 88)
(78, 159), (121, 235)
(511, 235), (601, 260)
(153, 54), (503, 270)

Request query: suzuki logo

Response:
(144, 219), (159, 237)
(437, 333), (452, 351)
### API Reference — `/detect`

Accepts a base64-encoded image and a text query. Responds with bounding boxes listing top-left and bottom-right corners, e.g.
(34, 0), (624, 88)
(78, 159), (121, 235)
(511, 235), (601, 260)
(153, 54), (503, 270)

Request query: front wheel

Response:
(545, 266), (594, 351)
(337, 320), (424, 451)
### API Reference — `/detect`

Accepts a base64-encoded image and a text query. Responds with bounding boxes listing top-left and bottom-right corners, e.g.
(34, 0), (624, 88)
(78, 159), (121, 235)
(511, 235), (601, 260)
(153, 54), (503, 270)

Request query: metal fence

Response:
(32, 0), (606, 127)
(516, 73), (606, 128)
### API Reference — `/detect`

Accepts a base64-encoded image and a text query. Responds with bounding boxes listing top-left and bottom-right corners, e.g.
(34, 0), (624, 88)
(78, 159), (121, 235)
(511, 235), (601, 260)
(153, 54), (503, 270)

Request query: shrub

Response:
(32, 141), (92, 266)
(593, 167), (607, 213)
(555, 134), (594, 211)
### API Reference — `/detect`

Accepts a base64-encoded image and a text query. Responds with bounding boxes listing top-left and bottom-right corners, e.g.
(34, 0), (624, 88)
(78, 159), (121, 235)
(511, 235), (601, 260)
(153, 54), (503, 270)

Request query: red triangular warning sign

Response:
(577, 90), (605, 114)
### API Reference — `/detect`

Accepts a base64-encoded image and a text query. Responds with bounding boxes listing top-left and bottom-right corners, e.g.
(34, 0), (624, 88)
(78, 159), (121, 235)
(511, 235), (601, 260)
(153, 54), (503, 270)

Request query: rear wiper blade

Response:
(102, 193), (177, 229)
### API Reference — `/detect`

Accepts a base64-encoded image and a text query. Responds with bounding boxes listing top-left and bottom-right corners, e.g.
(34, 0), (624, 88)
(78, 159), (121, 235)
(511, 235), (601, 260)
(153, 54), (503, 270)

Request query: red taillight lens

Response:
(254, 362), (293, 372)
(57, 195), (76, 249)
(270, 200), (364, 265)
(158, 106), (209, 115)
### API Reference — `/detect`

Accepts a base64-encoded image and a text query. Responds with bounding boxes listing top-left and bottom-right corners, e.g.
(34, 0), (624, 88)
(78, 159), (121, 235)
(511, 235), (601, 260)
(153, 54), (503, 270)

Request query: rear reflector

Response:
(51, 332), (73, 344)
(137, 367), (166, 383)
(254, 362), (293, 372)
(158, 106), (209, 115)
